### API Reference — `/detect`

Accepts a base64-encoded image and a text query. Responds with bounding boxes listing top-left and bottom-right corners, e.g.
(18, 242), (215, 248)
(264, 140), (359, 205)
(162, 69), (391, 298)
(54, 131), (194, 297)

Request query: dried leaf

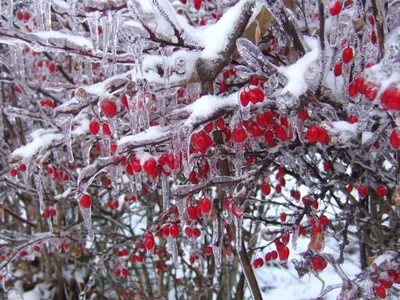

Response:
(254, 20), (261, 46)
(391, 186), (400, 206)
(308, 232), (325, 252)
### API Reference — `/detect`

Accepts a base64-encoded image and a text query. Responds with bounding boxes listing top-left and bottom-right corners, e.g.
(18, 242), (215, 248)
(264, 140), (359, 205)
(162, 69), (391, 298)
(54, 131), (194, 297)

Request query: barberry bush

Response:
(0, 0), (400, 299)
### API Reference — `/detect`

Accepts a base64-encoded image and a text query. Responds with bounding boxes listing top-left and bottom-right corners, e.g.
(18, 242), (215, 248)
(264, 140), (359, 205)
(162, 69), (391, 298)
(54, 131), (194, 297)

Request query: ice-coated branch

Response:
(196, 0), (256, 94)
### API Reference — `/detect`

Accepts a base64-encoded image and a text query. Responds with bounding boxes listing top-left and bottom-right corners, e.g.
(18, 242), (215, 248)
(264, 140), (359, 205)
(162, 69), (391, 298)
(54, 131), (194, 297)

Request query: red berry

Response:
(194, 0), (202, 10)
(143, 159), (157, 175)
(14, 85), (23, 93)
(348, 83), (357, 97)
(333, 62), (343, 77)
(277, 246), (290, 261)
(10, 169), (18, 177)
(19, 164), (27, 172)
(121, 269), (128, 277)
(307, 125), (319, 143)
(312, 256), (321, 271)
(390, 128), (400, 149)
(89, 121), (100, 135)
(232, 127), (247, 143)
(187, 206), (197, 220)
(101, 100), (118, 118)
(364, 82), (378, 101)
(33, 245), (41, 252)
(329, 1), (342, 16)
(145, 233), (155, 250)
(204, 122), (214, 133)
(102, 123), (112, 136)
(240, 91), (250, 106)
(261, 183), (271, 196)
(216, 118), (225, 130)
(80, 194), (92, 208)
(374, 285), (386, 299)
(23, 12), (30, 21)
(250, 77), (259, 85)
(355, 77), (365, 94)
(114, 269), (121, 277)
(298, 109), (308, 121)
(43, 207), (50, 219)
(17, 11), (24, 21)
(280, 212), (287, 222)
(376, 185), (387, 197)
(205, 246), (212, 255)
(323, 161), (331, 171)
(219, 82), (227, 93)
(358, 185), (367, 198)
(348, 115), (358, 124)
(342, 47), (354, 63)
(200, 198), (212, 213)
(368, 15), (375, 26)
(320, 215), (329, 227)
(274, 126), (287, 142)
(381, 86), (400, 110)
(380, 279), (392, 289)
(162, 225), (170, 237)
(371, 30), (377, 44)
(121, 95), (129, 109)
(170, 224), (179, 238)
(317, 127), (329, 144)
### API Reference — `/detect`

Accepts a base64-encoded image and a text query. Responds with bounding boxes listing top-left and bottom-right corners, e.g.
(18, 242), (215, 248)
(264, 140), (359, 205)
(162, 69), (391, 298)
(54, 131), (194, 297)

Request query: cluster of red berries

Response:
(43, 207), (57, 219)
(45, 165), (70, 182)
(240, 87), (265, 106)
(16, 11), (30, 21)
(37, 60), (57, 73)
(372, 268), (400, 299)
(113, 266), (129, 278)
(306, 125), (329, 144)
(40, 99), (56, 108)
(9, 164), (27, 177)
(106, 200), (119, 210)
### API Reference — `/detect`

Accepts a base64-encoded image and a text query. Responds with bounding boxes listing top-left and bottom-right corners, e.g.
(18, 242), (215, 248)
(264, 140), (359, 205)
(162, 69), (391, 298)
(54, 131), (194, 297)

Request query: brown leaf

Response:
(308, 232), (325, 252)
(391, 186), (400, 206)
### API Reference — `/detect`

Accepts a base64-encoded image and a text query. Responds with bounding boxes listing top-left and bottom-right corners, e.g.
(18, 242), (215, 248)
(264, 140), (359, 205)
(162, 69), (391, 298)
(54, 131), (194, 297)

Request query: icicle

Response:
(34, 0), (44, 31)
(234, 143), (245, 177)
(110, 11), (121, 74)
(109, 165), (120, 194)
(101, 12), (113, 63)
(0, 108), (3, 141)
(80, 205), (94, 240)
(47, 217), (53, 232)
(34, 174), (45, 213)
(81, 140), (93, 166)
(234, 213), (243, 252)
(161, 176), (169, 210)
(88, 12), (100, 53)
(56, 114), (74, 163)
(175, 197), (186, 221)
(212, 218), (222, 268)
(68, 0), (77, 33)
(6, 0), (13, 28)
(167, 236), (179, 268)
